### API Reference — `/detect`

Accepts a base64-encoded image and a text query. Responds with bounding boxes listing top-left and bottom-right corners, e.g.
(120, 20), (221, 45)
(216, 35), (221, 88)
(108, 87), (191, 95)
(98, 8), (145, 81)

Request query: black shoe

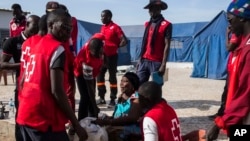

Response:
(107, 99), (116, 108)
(208, 114), (217, 120)
(96, 98), (106, 105)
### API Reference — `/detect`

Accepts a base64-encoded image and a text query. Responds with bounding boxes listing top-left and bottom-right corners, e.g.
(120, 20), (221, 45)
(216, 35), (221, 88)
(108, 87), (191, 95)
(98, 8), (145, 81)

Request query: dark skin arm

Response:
(50, 68), (88, 141)
(158, 37), (170, 76)
(0, 54), (20, 70)
(119, 35), (128, 47)
(94, 98), (142, 126)
(19, 72), (25, 90)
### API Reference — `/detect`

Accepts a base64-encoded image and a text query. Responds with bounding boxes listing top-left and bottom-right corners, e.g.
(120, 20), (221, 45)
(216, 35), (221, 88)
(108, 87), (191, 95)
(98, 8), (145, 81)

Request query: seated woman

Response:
(94, 72), (142, 141)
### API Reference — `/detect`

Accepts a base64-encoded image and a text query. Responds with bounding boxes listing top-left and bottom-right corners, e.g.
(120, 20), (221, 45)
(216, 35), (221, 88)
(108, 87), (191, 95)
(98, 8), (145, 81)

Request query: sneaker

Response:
(96, 98), (106, 105)
(107, 99), (116, 108)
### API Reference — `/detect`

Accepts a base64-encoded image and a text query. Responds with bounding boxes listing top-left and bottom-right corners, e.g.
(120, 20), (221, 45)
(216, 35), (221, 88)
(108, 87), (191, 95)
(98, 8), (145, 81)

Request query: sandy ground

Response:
(0, 65), (229, 140)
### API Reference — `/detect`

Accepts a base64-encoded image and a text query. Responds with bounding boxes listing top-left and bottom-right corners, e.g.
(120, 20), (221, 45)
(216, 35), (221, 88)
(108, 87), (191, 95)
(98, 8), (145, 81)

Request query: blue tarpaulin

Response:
(76, 11), (229, 79)
(191, 11), (229, 79)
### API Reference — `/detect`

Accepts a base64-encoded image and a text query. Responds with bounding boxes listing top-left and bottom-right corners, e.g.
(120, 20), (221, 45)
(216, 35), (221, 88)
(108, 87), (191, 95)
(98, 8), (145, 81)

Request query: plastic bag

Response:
(74, 117), (108, 141)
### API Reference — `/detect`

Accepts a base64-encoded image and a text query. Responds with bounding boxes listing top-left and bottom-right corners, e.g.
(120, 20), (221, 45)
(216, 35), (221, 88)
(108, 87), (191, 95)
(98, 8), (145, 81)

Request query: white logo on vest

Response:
(171, 118), (181, 141)
(25, 55), (36, 82)
(20, 46), (31, 69)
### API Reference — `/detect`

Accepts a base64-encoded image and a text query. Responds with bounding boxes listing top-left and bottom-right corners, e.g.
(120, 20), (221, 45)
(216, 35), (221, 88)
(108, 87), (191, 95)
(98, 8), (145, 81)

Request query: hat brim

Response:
(46, 8), (56, 12)
(144, 1), (168, 10)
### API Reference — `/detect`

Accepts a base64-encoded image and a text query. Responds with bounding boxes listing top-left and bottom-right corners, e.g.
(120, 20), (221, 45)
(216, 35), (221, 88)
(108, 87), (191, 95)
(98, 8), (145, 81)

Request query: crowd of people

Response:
(1, 0), (250, 141)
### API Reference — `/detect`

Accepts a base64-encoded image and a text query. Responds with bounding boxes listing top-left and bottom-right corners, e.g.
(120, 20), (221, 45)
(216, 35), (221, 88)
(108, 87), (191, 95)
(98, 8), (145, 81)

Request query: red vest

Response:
(74, 42), (103, 78)
(17, 34), (68, 132)
(143, 100), (182, 141)
(143, 20), (170, 62)
(19, 34), (43, 84)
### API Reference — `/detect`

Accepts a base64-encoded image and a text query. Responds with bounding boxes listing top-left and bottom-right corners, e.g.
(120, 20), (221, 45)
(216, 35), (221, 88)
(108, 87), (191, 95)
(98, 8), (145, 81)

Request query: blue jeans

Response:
(136, 59), (162, 85)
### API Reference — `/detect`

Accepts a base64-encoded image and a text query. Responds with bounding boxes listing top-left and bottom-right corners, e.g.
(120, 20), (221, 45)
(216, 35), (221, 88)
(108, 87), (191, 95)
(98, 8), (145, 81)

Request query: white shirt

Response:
(143, 117), (158, 141)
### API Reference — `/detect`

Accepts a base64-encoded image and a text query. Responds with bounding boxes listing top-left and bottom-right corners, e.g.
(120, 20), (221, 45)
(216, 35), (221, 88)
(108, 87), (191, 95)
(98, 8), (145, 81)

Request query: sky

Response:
(0, 0), (232, 25)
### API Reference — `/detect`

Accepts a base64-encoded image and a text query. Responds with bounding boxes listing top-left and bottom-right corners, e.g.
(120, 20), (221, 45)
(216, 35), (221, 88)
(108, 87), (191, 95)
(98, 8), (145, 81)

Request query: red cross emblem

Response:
(25, 55), (36, 82)
(171, 118), (182, 141)
(21, 46), (31, 69)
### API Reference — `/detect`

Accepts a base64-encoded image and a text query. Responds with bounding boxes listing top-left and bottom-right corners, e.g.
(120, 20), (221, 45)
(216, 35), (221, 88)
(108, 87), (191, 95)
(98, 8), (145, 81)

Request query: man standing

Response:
(97, 9), (127, 108)
(1, 15), (40, 141)
(206, 0), (250, 140)
(17, 9), (88, 141)
(1, 15), (40, 112)
(9, 3), (26, 37)
(137, 0), (172, 85)
(208, 26), (242, 120)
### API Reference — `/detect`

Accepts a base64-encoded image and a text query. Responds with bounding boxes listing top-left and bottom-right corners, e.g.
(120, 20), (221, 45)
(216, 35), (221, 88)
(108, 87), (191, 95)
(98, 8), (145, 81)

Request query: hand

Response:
(74, 124), (88, 141)
(158, 64), (166, 76)
(206, 123), (220, 141)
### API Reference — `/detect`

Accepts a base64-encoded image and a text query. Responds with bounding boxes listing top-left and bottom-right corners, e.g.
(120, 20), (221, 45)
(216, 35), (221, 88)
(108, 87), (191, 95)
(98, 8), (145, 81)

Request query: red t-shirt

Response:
(9, 17), (26, 37)
(142, 20), (171, 62)
(101, 21), (125, 56)
(74, 42), (103, 78)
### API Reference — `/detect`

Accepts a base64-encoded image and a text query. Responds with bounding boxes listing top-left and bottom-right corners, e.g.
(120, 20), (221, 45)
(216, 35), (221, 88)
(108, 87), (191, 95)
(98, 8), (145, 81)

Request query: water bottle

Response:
(8, 98), (15, 118)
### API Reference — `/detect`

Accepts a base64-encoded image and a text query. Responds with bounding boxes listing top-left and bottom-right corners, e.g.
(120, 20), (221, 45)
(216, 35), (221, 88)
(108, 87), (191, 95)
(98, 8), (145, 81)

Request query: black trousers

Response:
(76, 75), (96, 121)
(19, 126), (69, 141)
(97, 54), (118, 100)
